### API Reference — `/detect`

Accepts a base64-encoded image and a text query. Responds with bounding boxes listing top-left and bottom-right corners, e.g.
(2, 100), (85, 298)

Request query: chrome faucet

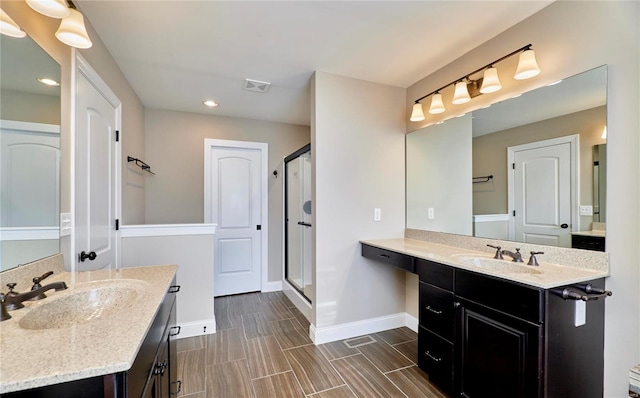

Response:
(0, 281), (68, 321)
(501, 248), (524, 263)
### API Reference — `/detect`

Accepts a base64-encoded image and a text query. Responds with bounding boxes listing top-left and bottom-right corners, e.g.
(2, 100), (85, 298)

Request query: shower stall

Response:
(284, 144), (312, 303)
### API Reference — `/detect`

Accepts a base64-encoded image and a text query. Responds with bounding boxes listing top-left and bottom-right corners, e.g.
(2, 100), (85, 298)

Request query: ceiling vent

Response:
(243, 78), (271, 93)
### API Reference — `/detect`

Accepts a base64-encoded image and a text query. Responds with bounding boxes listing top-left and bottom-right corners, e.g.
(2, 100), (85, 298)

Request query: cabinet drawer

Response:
(455, 269), (543, 324)
(415, 258), (454, 290)
(362, 244), (414, 272)
(419, 282), (454, 342)
(418, 326), (453, 395)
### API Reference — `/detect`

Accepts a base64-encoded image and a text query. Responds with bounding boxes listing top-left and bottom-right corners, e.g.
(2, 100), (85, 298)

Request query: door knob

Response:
(79, 251), (97, 262)
(560, 223), (569, 229)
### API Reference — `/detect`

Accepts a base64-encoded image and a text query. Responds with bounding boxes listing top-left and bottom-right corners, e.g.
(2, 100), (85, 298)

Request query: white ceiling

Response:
(77, 1), (553, 127)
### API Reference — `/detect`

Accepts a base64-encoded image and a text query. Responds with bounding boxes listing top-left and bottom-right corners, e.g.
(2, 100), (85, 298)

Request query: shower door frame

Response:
(284, 143), (312, 303)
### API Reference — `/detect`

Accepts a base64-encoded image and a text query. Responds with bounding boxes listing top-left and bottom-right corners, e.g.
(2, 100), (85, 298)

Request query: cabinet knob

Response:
(168, 285), (181, 293)
(453, 302), (461, 308)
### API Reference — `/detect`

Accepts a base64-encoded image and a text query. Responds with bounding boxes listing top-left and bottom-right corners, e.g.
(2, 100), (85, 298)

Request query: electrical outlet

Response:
(374, 208), (381, 222)
(428, 208), (435, 220)
(579, 205), (593, 216)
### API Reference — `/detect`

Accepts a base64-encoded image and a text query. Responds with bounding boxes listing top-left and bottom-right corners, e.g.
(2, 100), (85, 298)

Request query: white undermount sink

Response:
(455, 256), (543, 275)
(19, 279), (147, 330)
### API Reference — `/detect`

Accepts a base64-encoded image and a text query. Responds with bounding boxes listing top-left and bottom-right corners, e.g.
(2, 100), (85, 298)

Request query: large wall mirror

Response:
(407, 65), (607, 251)
(0, 32), (61, 271)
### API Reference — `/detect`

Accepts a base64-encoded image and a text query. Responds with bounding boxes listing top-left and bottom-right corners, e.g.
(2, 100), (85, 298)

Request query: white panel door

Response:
(513, 142), (572, 247)
(210, 146), (262, 296)
(0, 122), (60, 228)
(75, 70), (118, 270)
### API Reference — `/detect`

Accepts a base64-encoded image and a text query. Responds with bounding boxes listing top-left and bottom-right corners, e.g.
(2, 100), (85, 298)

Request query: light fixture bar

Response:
(412, 44), (533, 105)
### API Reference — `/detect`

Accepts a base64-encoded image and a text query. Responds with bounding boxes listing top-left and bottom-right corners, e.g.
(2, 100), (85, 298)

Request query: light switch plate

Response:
(60, 213), (72, 237)
(373, 208), (381, 222)
(579, 205), (593, 216)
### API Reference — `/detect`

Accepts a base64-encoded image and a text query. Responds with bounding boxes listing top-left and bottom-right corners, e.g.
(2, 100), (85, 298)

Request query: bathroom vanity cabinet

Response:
(362, 243), (607, 398)
(4, 280), (181, 398)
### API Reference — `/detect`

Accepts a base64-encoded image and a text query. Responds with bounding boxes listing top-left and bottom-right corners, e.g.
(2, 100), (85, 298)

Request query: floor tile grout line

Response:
(327, 352), (362, 362)
(391, 338), (418, 347)
(383, 364), (416, 375)
(304, 383), (349, 397)
(321, 346), (356, 398)
(354, 348), (410, 398)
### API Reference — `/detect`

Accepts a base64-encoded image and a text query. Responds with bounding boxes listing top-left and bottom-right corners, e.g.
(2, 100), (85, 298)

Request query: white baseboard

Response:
(177, 319), (217, 339)
(309, 312), (420, 344)
(310, 312), (407, 345)
(262, 280), (283, 293)
(405, 313), (418, 333)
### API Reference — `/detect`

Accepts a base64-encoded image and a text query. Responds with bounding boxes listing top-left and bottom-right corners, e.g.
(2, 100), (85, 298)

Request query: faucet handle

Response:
(528, 251), (544, 266)
(486, 244), (503, 259)
(32, 271), (54, 290)
(6, 283), (19, 297)
(0, 293), (11, 321)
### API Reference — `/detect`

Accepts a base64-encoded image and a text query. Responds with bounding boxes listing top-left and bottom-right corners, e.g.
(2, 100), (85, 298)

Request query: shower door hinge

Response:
(115, 219), (119, 231)
(512, 210), (516, 216)
(115, 130), (120, 142)
(512, 163), (515, 169)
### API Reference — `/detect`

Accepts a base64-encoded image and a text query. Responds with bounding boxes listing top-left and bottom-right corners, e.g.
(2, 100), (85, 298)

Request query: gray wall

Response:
(406, 2), (639, 395)
(312, 71), (406, 329)
(1, 90), (60, 125)
(143, 109), (310, 283)
(406, 113), (473, 234)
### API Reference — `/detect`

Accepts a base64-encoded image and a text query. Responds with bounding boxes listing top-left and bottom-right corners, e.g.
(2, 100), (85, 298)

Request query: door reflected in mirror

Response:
(406, 66), (607, 251)
(0, 31), (61, 271)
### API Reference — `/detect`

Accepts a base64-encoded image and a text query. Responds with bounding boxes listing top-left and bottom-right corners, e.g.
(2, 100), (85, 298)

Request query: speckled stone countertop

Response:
(570, 230), (606, 237)
(361, 238), (608, 289)
(0, 265), (178, 394)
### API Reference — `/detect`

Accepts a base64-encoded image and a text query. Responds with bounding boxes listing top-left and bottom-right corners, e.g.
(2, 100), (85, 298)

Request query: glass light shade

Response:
(26, 0), (70, 19)
(428, 93), (445, 114)
(410, 103), (425, 122)
(514, 49), (541, 80)
(55, 8), (92, 49)
(480, 67), (502, 94)
(0, 10), (26, 38)
(452, 81), (471, 104)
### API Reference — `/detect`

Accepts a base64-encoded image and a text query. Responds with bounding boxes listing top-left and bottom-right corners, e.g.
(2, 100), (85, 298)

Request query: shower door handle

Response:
(297, 222), (312, 227)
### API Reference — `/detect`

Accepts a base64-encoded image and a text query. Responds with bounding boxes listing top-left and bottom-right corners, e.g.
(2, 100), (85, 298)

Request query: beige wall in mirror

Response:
(406, 66), (607, 251)
(0, 30), (61, 271)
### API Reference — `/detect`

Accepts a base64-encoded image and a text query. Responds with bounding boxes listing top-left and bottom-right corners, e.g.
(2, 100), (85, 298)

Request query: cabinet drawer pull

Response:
(425, 305), (442, 315)
(379, 254), (391, 259)
(169, 326), (181, 337)
(171, 380), (182, 395)
(453, 301), (461, 308)
(168, 285), (181, 293)
(425, 351), (442, 362)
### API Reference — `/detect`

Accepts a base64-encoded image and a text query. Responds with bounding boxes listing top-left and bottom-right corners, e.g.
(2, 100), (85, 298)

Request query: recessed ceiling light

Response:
(203, 100), (219, 107)
(37, 77), (60, 86)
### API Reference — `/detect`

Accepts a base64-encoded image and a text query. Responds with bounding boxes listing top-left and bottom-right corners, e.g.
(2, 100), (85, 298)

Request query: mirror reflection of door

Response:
(285, 144), (312, 303)
(509, 136), (577, 247)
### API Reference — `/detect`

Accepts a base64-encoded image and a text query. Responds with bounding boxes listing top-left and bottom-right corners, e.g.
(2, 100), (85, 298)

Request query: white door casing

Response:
(204, 139), (268, 296)
(74, 54), (121, 270)
(508, 135), (578, 247)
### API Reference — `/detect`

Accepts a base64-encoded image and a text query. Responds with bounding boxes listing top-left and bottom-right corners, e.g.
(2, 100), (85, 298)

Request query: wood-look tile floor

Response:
(176, 292), (447, 398)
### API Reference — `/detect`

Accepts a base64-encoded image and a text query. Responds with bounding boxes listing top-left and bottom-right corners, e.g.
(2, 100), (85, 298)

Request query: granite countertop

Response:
(570, 230), (606, 237)
(361, 238), (609, 289)
(0, 265), (178, 394)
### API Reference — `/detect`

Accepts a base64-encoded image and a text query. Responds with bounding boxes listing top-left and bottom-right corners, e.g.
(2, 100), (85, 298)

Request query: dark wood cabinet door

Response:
(456, 299), (542, 398)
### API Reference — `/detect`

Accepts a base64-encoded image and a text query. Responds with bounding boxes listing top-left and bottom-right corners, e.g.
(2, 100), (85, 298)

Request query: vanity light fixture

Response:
(203, 100), (219, 107)
(37, 77), (60, 86)
(409, 44), (540, 122)
(0, 9), (26, 38)
(55, 7), (92, 49)
(26, 0), (69, 19)
(26, 0), (92, 48)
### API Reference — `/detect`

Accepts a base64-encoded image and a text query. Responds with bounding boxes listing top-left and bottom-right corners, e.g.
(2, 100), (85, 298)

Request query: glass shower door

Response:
(285, 144), (312, 302)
